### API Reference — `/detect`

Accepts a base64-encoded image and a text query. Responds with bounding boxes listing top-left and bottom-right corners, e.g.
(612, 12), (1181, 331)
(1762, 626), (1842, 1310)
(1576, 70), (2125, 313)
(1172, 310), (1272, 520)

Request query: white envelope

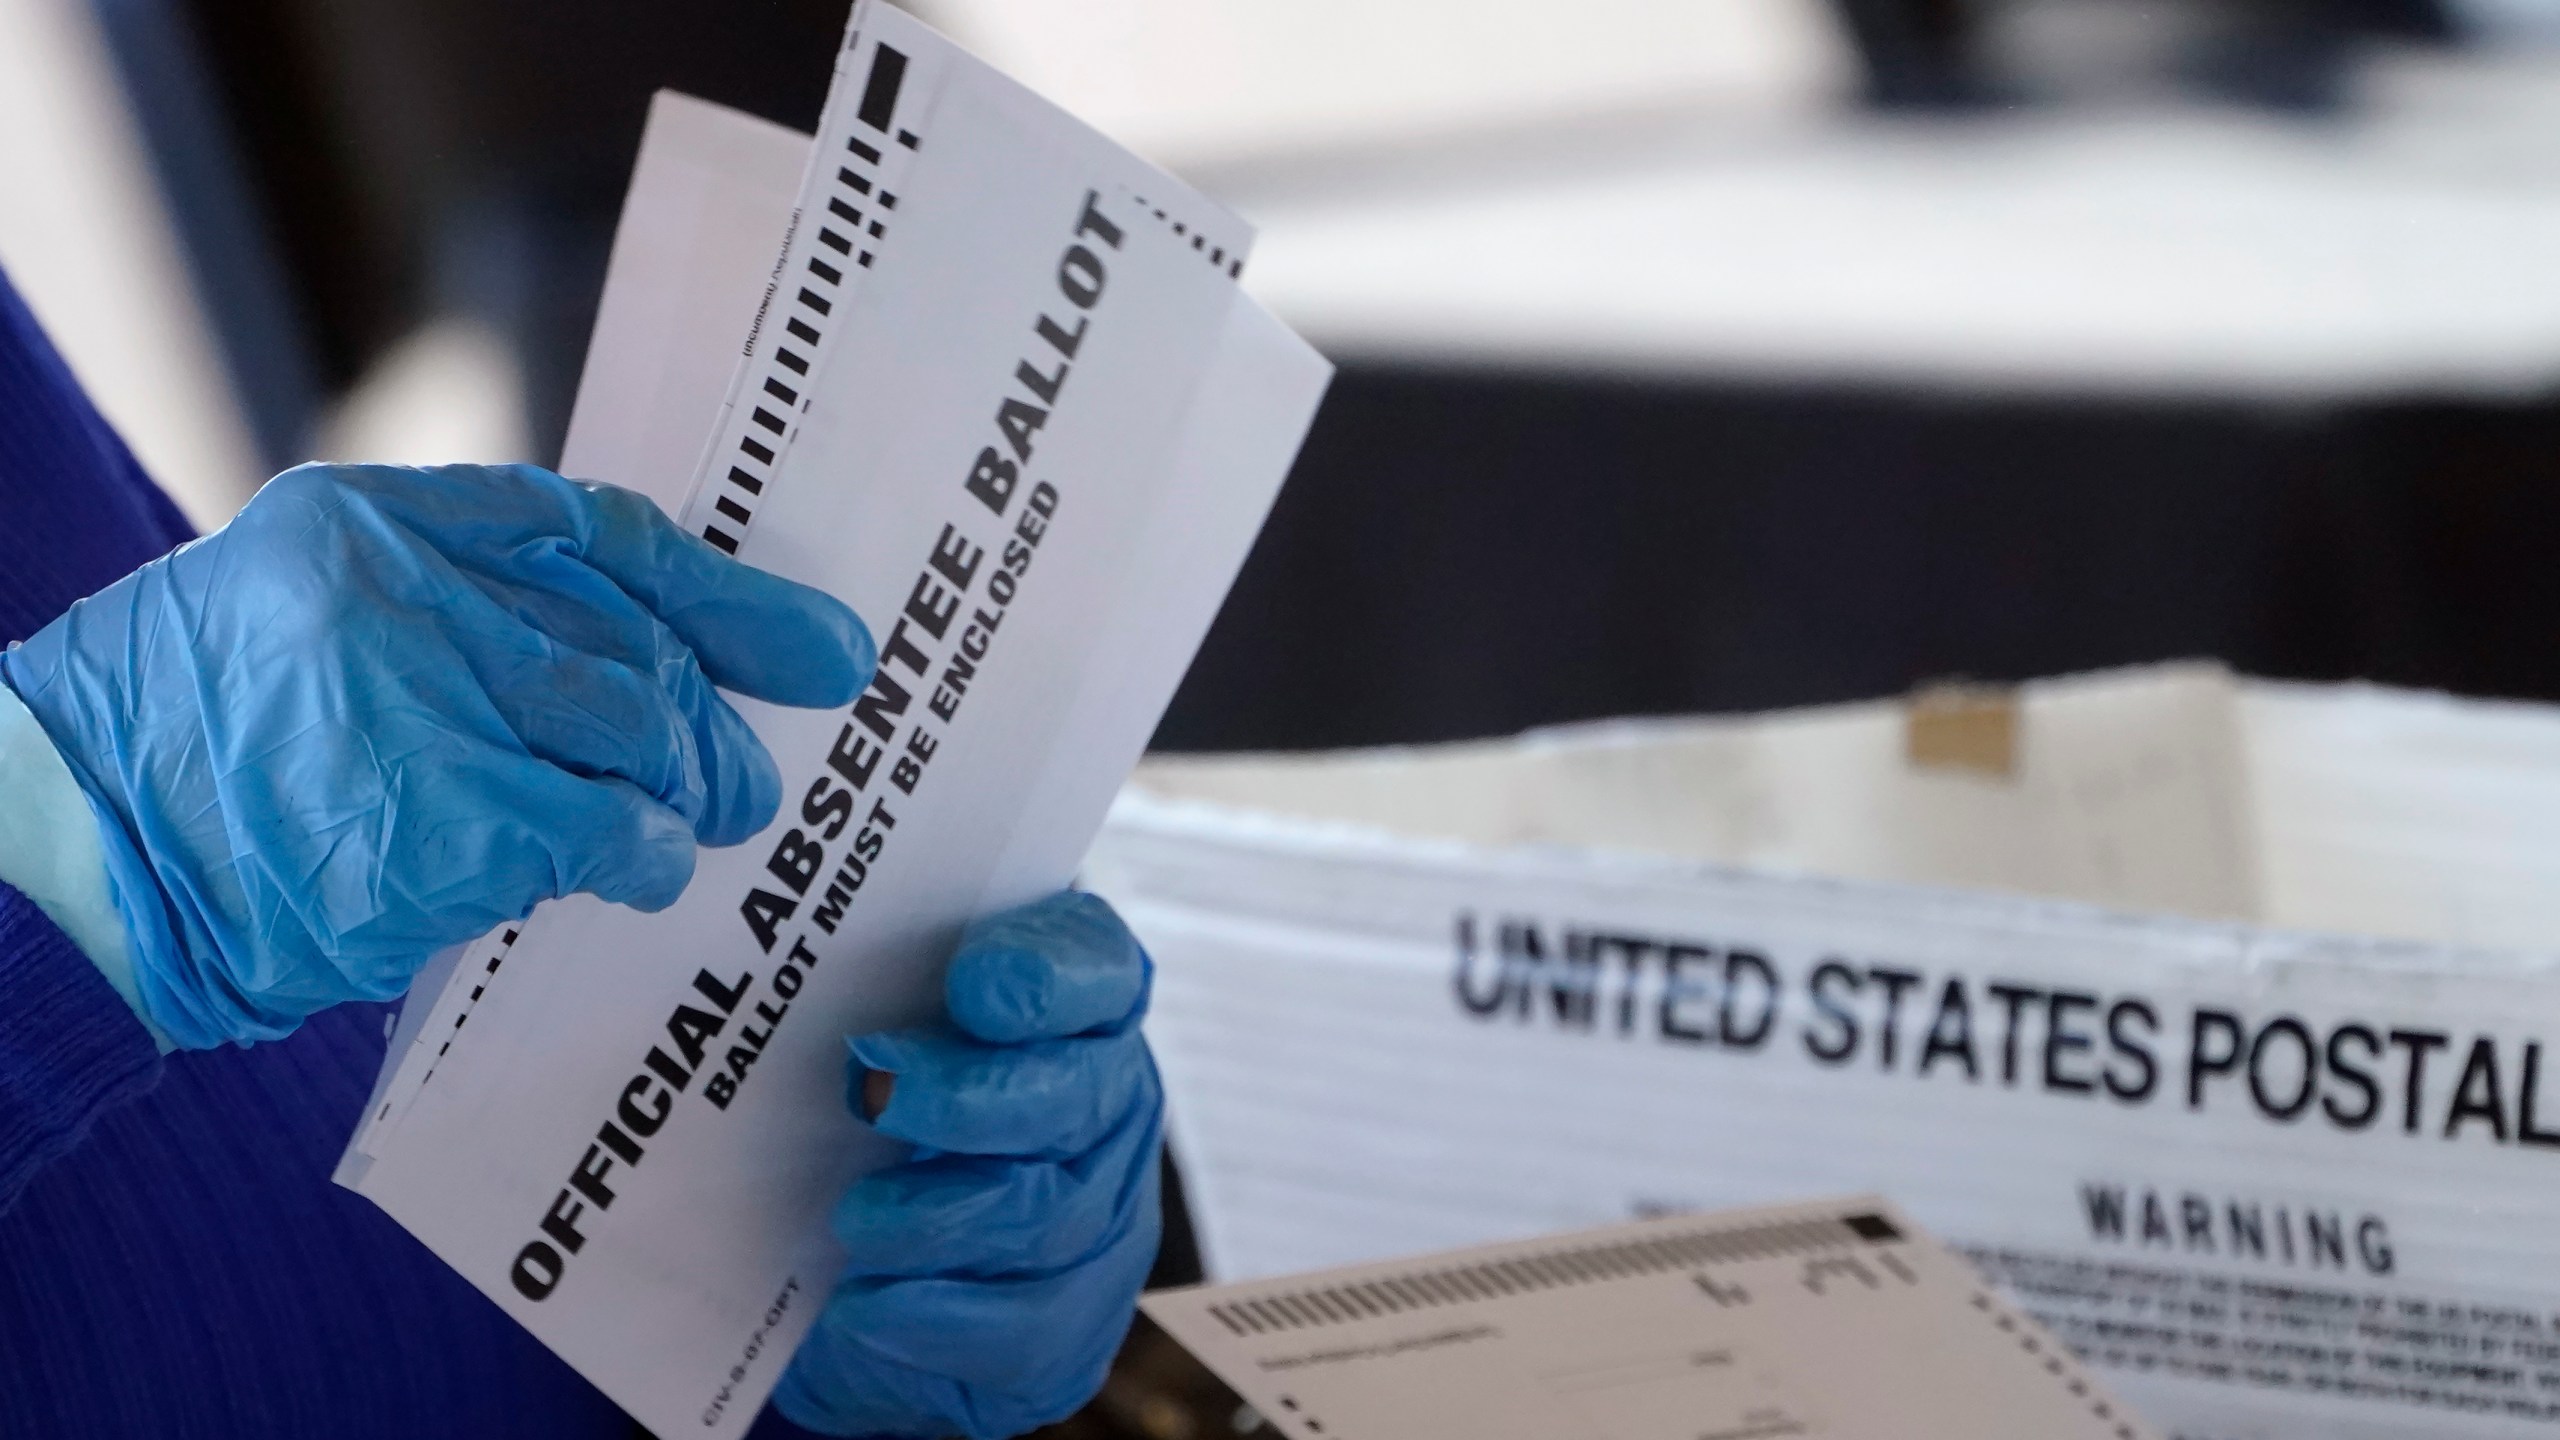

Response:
(1147, 1197), (2162, 1440)
(336, 9), (1331, 1436)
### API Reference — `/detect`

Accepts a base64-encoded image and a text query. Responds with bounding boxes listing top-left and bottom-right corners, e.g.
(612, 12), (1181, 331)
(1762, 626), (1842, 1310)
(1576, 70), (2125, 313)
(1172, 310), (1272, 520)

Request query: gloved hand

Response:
(0, 462), (873, 1050)
(774, 890), (1164, 1440)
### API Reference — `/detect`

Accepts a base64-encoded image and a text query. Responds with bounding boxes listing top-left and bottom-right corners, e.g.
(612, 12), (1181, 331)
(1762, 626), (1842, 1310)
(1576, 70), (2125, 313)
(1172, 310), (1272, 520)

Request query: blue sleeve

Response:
(0, 270), (641, 1440)
(0, 882), (159, 1210)
(0, 270), (194, 625)
(0, 263), (194, 1207)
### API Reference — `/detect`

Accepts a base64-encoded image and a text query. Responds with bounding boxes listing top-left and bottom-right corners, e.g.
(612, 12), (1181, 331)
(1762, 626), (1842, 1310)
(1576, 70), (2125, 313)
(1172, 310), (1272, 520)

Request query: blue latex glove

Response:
(774, 890), (1164, 1440)
(0, 462), (873, 1050)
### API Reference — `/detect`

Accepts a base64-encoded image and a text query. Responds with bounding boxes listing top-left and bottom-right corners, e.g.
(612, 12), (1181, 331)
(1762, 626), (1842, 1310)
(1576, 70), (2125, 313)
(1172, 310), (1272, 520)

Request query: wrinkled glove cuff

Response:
(0, 668), (165, 1048)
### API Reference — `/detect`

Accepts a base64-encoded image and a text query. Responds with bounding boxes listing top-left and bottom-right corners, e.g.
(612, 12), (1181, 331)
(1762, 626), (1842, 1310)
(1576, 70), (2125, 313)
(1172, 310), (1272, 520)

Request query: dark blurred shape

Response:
(143, 0), (853, 462)
(119, 0), (2484, 458)
(2176, 0), (2455, 109)
(1018, 1171), (1264, 1439)
(1833, 0), (1998, 107)
(1835, 0), (2459, 112)
(1156, 367), (2560, 752)
(88, 0), (328, 471)
(1028, 1316), (1263, 1440)
(146, 0), (416, 395)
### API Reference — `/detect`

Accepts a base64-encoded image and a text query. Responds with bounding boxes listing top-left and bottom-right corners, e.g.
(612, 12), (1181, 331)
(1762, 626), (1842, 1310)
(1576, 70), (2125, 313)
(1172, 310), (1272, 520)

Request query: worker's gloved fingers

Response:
(831, 1099), (1159, 1279)
(338, 463), (876, 711)
(584, 641), (784, 849)
(412, 474), (798, 848)
(831, 1178), (1159, 1395)
(487, 474), (876, 712)
(0, 462), (787, 1052)
(770, 1271), (1137, 1439)
(566, 478), (876, 709)
(456, 556), (785, 849)
(780, 909), (1166, 1434)
(493, 759), (702, 914)
(849, 1023), (1156, 1159)
(662, 664), (784, 847)
(606, 600), (785, 847)
(470, 639), (703, 823)
(774, 1150), (1161, 1438)
(944, 890), (1151, 1045)
(311, 753), (702, 989)
(308, 462), (573, 559)
(555, 780), (700, 913)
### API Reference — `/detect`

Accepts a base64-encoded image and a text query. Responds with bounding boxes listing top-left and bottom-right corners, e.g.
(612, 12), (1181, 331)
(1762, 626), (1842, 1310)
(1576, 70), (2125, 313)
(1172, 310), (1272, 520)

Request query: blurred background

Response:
(9, 0), (2560, 1432)
(16, 0), (2560, 739)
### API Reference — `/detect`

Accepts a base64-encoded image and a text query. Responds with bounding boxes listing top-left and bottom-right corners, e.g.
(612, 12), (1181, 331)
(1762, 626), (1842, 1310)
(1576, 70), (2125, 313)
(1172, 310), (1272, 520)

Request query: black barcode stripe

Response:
(857, 44), (908, 132)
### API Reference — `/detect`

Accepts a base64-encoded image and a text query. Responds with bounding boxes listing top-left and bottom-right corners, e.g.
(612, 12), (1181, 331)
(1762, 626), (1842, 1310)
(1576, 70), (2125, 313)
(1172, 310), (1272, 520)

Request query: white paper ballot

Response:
(333, 8), (1330, 1436)
(1146, 1197), (2161, 1440)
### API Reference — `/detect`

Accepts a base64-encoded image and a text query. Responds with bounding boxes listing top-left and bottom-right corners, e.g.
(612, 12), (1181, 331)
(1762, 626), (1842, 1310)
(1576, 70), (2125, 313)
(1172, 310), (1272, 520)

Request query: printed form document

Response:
(332, 7), (1332, 1435)
(1148, 1197), (2161, 1440)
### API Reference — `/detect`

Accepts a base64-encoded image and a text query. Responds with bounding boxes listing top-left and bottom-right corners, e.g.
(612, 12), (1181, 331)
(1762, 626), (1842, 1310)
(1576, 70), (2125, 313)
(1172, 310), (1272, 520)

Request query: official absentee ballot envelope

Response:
(331, 7), (1331, 1436)
(1146, 1197), (2162, 1440)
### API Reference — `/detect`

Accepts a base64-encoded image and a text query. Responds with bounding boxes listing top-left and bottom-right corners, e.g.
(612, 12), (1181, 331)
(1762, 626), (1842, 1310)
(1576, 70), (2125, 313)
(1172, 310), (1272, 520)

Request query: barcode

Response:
(699, 34), (920, 557)
(692, 10), (1254, 559)
(1204, 1212), (1896, 1338)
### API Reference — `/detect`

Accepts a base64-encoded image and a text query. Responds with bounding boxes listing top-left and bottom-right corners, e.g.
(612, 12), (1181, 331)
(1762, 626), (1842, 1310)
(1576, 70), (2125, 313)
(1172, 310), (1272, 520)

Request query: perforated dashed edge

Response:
(697, 30), (920, 558)
(1970, 1286), (2144, 1440)
(376, 924), (520, 1118)
(1132, 193), (1248, 280)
